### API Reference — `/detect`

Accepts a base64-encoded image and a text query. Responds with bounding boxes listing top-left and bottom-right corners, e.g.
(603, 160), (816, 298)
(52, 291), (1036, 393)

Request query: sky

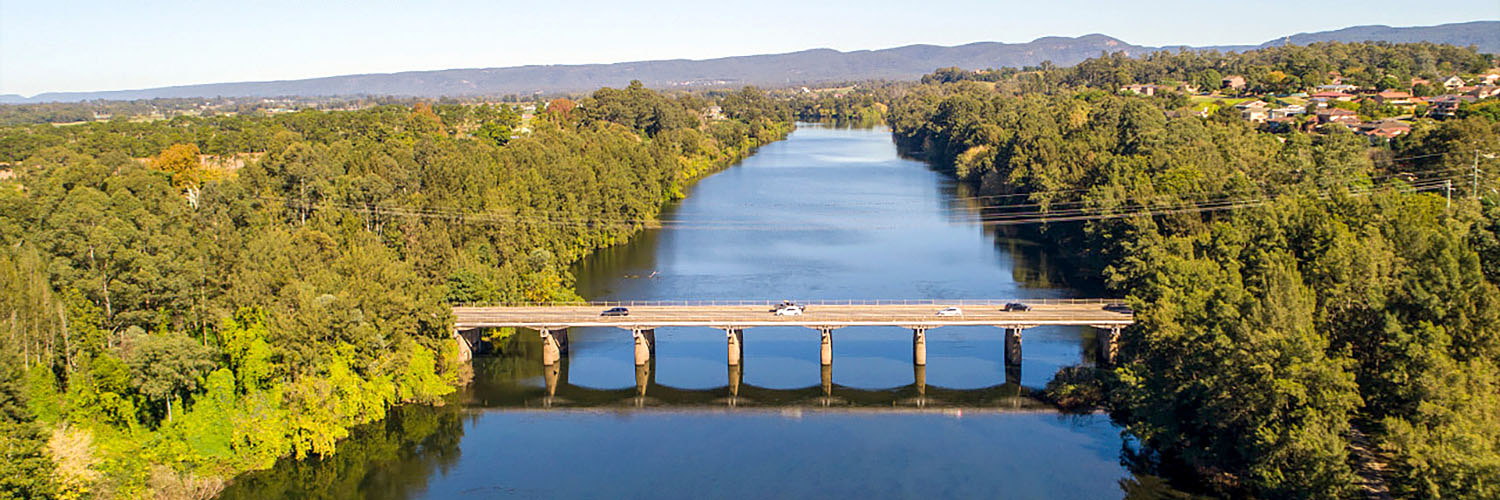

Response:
(1, 0), (1496, 97)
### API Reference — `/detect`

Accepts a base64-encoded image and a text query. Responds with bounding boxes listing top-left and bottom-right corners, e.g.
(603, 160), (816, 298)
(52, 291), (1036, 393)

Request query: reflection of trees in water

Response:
(217, 403), (465, 500)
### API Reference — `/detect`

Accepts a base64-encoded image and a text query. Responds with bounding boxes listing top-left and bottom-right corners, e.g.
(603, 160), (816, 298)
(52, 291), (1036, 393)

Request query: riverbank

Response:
(220, 122), (1137, 499)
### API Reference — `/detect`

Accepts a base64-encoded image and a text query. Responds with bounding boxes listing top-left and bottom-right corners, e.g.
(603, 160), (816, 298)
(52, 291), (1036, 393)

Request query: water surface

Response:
(221, 123), (1131, 499)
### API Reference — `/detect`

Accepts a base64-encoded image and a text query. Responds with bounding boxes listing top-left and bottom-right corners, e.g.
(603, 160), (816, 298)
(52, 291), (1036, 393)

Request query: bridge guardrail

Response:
(455, 298), (1127, 308)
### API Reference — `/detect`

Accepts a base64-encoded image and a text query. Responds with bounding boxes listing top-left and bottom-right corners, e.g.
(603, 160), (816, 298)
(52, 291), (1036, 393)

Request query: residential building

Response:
(1315, 108), (1359, 125)
(1356, 120), (1412, 139)
(1427, 95), (1476, 119)
(1442, 76), (1466, 90)
(1119, 84), (1157, 96)
(1270, 105), (1305, 119)
(1466, 86), (1500, 99)
(1374, 91), (1413, 105)
(1316, 84), (1359, 93)
(1310, 91), (1355, 101)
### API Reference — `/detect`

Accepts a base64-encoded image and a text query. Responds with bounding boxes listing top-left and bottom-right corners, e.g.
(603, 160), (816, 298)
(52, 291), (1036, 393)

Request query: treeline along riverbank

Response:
(0, 83), (792, 497)
(886, 42), (1500, 499)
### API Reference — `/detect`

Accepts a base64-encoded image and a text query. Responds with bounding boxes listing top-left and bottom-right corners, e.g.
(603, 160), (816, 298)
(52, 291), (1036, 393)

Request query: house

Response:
(1316, 84), (1359, 93)
(1316, 108), (1360, 125)
(1271, 105), (1306, 119)
(1310, 91), (1356, 101)
(1263, 116), (1303, 133)
(1442, 76), (1466, 90)
(1374, 91), (1413, 105)
(1356, 120), (1412, 139)
(1222, 75), (1246, 90)
(1483, 70), (1500, 86)
(1235, 100), (1270, 122)
(1411, 77), (1431, 87)
(1427, 95), (1476, 119)
(1467, 86), (1500, 99)
(1120, 84), (1157, 96)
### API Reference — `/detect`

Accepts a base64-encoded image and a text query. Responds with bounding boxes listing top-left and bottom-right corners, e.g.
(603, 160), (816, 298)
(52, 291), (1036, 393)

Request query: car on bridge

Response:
(1002, 302), (1032, 312)
(774, 305), (804, 316)
(936, 306), (963, 317)
(601, 307), (629, 317)
(1104, 303), (1134, 314)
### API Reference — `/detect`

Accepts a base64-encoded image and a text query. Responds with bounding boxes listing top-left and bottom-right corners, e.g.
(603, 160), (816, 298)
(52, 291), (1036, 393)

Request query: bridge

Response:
(451, 299), (1133, 370)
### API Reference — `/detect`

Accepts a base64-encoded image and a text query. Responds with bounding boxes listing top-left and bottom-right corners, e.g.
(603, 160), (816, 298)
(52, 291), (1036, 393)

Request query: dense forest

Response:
(0, 82), (792, 497)
(889, 42), (1500, 499)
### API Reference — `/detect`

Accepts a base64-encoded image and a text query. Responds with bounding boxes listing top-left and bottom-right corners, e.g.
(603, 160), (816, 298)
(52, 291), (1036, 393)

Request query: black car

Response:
(601, 307), (629, 317)
(1104, 303), (1134, 314)
(1002, 302), (1032, 312)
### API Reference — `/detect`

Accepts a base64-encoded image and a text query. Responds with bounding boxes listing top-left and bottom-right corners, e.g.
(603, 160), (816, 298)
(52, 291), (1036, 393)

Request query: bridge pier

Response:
(726, 328), (744, 366)
(912, 327), (928, 366)
(1004, 327), (1024, 367)
(914, 364), (927, 398)
(540, 328), (569, 366)
(635, 360), (653, 398)
(633, 328), (656, 366)
(728, 364), (742, 399)
(1096, 325), (1122, 365)
(821, 364), (834, 398)
(819, 328), (834, 366)
(453, 328), (479, 363)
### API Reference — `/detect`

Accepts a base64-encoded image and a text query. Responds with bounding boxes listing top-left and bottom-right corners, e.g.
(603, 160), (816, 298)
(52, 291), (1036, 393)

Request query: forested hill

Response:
(0, 84), (795, 497)
(4, 21), (1496, 103)
(885, 43), (1500, 499)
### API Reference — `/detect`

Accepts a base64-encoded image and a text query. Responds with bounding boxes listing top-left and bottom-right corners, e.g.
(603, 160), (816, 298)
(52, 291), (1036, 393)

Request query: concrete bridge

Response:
(451, 299), (1134, 369)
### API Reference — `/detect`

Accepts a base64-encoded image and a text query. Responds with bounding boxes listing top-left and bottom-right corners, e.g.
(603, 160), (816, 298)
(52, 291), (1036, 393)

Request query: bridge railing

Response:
(455, 298), (1127, 308)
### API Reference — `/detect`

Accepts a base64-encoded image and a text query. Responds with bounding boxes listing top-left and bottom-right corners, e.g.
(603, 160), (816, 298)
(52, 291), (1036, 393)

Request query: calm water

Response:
(221, 124), (1134, 499)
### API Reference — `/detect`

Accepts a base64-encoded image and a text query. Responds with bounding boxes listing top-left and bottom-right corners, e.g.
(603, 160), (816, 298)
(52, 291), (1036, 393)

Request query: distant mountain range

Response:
(3, 20), (1496, 104)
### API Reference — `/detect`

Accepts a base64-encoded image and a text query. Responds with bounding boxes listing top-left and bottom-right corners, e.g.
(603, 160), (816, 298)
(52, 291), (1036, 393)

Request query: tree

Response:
(126, 333), (216, 423)
(151, 143), (202, 190)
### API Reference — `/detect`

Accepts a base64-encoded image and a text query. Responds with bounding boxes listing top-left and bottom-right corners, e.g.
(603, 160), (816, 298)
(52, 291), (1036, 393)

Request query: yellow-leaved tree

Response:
(151, 143), (202, 190)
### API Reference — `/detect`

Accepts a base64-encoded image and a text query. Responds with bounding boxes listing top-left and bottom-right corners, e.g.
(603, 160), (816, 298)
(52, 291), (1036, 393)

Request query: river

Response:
(220, 123), (1137, 499)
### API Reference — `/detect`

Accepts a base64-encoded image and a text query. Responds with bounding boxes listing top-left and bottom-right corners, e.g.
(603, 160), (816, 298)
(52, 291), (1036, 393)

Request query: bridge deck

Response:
(453, 301), (1133, 330)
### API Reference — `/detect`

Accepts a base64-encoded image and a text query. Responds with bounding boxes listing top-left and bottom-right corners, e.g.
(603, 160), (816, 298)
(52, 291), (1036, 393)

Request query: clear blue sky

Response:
(1, 0), (1496, 97)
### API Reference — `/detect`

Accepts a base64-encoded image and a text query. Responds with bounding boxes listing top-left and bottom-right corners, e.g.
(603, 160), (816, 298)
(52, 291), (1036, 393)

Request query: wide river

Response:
(221, 123), (1136, 499)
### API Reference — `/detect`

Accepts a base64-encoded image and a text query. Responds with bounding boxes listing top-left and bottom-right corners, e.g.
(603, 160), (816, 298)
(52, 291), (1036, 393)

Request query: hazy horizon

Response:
(2, 0), (1497, 97)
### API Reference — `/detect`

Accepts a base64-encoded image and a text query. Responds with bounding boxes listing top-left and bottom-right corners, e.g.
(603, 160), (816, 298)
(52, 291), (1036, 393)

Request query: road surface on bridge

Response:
(453, 300), (1133, 330)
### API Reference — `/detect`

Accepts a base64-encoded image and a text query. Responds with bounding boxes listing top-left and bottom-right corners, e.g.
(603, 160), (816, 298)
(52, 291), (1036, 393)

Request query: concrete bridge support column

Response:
(912, 328), (928, 366)
(821, 364), (834, 398)
(819, 328), (834, 366)
(726, 329), (744, 366)
(540, 328), (569, 366)
(728, 364), (742, 400)
(453, 328), (475, 363)
(1004, 327), (1024, 367)
(914, 364), (927, 398)
(633, 328), (656, 366)
(1097, 325), (1121, 365)
(543, 363), (560, 405)
(635, 361), (653, 398)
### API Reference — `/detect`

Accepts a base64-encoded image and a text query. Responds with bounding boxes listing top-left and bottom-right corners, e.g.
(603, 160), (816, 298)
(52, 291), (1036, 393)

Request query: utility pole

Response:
(1474, 150), (1482, 199)
(1446, 179), (1453, 209)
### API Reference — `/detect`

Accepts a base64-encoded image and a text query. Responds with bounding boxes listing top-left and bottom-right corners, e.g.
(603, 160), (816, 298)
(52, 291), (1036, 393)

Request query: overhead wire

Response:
(251, 170), (1462, 231)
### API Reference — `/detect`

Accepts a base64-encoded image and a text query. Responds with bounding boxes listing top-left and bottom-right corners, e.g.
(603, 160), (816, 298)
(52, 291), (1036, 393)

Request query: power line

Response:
(251, 174), (1461, 231)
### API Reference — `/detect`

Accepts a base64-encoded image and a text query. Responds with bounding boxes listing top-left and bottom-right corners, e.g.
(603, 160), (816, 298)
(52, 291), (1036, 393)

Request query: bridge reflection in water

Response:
(467, 353), (1044, 412)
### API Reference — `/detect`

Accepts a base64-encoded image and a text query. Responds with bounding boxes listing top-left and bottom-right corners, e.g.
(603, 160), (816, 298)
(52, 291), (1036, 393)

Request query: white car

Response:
(936, 306), (963, 317)
(775, 305), (804, 316)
